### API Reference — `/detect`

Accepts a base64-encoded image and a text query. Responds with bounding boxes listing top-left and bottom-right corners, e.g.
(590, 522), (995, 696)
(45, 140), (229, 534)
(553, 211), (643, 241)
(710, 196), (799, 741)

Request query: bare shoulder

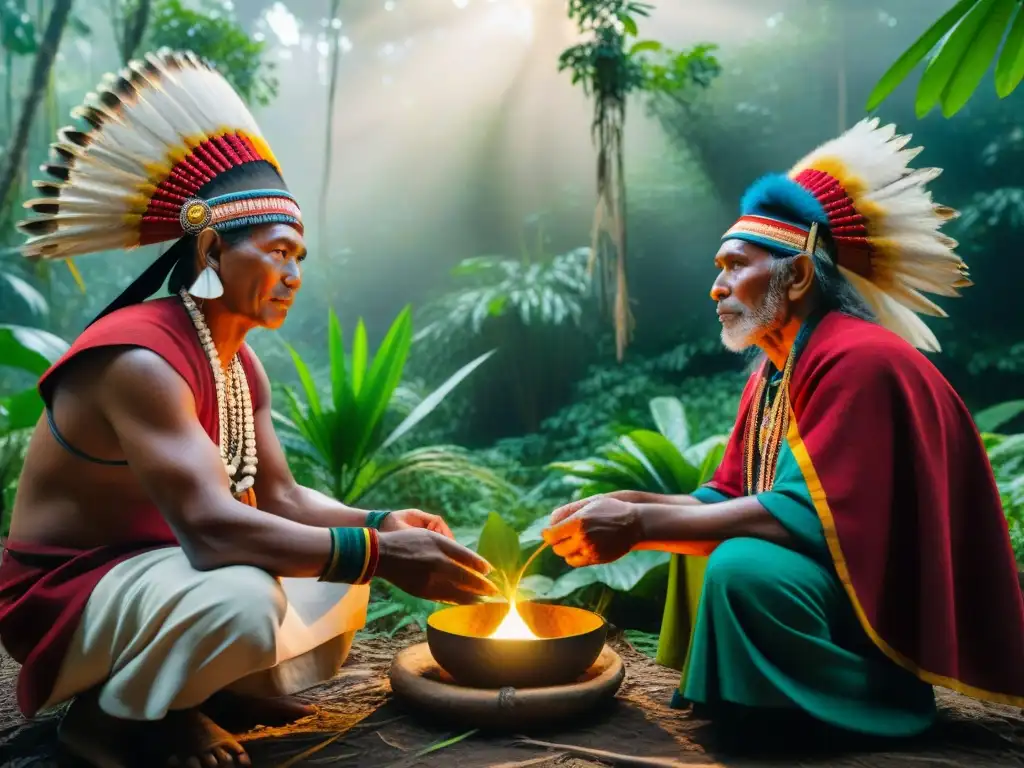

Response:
(93, 347), (197, 423)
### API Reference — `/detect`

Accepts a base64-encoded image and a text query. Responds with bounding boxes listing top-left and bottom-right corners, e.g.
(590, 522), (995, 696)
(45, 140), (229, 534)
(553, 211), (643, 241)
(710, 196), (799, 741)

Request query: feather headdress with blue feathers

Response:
(723, 118), (968, 352)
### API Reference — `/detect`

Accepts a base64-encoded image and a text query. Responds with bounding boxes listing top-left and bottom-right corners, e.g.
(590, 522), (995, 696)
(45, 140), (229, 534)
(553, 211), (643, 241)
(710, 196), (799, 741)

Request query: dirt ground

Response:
(2, 631), (1024, 768)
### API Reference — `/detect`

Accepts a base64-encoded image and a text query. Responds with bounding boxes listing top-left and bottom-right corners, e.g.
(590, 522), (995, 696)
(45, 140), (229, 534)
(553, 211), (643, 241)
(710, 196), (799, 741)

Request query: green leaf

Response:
(628, 40), (662, 55)
(975, 400), (1024, 433)
(941, 0), (1018, 116)
(1, 274), (47, 316)
(626, 430), (700, 492)
(917, 0), (1003, 118)
(518, 574), (554, 597)
(327, 311), (353, 415)
(0, 325), (69, 376)
(285, 343), (323, 417)
(351, 319), (368, 396)
(0, 387), (44, 432)
(349, 307), (413, 461)
(378, 349), (494, 452)
(865, 0), (977, 111)
(995, 2), (1024, 96)
(684, 435), (729, 483)
(620, 14), (638, 36)
(649, 396), (690, 452)
(545, 551), (670, 599)
(476, 512), (522, 580)
(518, 514), (550, 547)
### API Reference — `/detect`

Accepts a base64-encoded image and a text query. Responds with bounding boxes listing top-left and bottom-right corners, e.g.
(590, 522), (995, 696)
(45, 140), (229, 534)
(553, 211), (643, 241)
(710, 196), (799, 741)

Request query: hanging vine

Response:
(558, 0), (720, 360)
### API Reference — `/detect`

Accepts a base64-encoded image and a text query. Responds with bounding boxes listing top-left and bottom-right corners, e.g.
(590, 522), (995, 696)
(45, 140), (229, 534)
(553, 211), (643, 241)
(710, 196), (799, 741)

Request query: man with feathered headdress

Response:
(0, 50), (497, 766)
(542, 119), (1024, 740)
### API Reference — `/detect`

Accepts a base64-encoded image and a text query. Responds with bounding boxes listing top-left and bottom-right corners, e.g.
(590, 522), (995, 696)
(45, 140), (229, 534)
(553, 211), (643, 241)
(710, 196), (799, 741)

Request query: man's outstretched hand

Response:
(376, 528), (499, 605)
(379, 508), (454, 539)
(542, 495), (643, 568)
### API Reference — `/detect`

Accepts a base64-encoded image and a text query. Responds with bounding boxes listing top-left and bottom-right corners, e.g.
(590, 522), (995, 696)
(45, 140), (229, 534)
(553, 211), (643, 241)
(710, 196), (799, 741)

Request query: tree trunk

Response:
(120, 0), (152, 65)
(319, 0), (342, 260)
(0, 0), (74, 212)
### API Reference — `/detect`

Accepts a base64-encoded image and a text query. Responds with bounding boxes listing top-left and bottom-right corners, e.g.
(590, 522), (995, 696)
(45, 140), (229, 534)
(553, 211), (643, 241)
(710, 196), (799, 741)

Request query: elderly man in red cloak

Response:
(542, 118), (1024, 740)
(0, 50), (497, 767)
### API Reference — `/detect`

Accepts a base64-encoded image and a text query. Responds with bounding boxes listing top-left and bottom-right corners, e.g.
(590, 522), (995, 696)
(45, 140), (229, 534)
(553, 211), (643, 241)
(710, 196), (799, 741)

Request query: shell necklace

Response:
(179, 290), (258, 496)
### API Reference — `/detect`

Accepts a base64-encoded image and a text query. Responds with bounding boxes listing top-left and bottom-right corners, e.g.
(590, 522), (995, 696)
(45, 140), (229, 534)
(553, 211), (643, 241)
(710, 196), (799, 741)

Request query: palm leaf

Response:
(865, 0), (977, 111)
(995, 3), (1024, 96)
(916, 0), (1005, 117)
(940, 0), (1017, 116)
(649, 396), (690, 452)
(378, 349), (495, 452)
(351, 319), (369, 396)
(975, 400), (1024, 433)
(350, 307), (413, 463)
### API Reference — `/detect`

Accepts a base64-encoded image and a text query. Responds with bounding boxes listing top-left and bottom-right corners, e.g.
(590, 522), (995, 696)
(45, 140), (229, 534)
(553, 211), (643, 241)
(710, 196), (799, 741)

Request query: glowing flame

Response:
(488, 599), (538, 641)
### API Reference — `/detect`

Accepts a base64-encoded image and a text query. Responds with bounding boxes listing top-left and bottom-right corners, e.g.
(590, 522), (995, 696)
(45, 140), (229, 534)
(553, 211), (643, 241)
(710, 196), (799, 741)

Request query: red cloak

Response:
(0, 296), (262, 717)
(702, 311), (1024, 705)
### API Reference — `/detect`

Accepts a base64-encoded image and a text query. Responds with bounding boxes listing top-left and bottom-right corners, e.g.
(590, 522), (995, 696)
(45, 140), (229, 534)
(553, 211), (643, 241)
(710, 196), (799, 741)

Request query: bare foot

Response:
(59, 691), (250, 767)
(202, 690), (318, 731)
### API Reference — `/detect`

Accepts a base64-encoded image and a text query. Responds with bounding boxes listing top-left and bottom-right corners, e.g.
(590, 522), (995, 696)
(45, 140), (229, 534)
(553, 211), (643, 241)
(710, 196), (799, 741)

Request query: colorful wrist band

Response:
(319, 527), (379, 584)
(365, 510), (392, 530)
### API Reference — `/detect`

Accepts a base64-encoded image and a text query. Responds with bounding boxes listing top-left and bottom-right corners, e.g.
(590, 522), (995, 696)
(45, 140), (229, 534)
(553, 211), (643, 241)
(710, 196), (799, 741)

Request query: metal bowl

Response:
(426, 601), (607, 689)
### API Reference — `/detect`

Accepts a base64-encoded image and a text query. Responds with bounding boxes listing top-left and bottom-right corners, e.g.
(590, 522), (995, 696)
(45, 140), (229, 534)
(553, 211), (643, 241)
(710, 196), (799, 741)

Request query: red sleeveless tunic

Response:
(0, 296), (261, 717)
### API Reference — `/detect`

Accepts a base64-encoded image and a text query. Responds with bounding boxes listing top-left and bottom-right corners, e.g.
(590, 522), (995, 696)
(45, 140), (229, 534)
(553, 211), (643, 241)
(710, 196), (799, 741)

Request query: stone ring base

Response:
(388, 642), (625, 731)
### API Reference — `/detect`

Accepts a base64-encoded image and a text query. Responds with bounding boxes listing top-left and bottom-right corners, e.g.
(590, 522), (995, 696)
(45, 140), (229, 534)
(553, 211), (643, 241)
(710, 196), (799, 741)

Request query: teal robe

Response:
(660, 322), (937, 737)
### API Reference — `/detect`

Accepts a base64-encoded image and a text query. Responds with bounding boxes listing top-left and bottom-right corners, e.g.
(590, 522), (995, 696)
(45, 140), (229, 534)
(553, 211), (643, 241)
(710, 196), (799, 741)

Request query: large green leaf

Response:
(940, 0), (1017, 116)
(549, 458), (638, 486)
(0, 325), (69, 376)
(477, 512), (521, 585)
(545, 551), (670, 599)
(360, 446), (518, 506)
(1, 274), (47, 316)
(351, 320), (368, 396)
(327, 311), (354, 417)
(349, 307), (413, 462)
(916, 0), (1004, 118)
(995, 3), (1024, 96)
(378, 349), (495, 452)
(684, 435), (729, 484)
(0, 387), (44, 433)
(626, 430), (700, 492)
(865, 0), (977, 111)
(649, 396), (690, 452)
(975, 400), (1024, 433)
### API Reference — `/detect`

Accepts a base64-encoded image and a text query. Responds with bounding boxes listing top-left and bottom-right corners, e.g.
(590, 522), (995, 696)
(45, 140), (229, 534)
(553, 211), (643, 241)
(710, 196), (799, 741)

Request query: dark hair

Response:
(768, 233), (876, 323)
(166, 226), (254, 295)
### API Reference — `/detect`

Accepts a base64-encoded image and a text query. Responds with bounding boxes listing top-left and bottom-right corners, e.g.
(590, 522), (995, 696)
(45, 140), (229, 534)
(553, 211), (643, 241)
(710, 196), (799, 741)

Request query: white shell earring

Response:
(189, 265), (223, 300)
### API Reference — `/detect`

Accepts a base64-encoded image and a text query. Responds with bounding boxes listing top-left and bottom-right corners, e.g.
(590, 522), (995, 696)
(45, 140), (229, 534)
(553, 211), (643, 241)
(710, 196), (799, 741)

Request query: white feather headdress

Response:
(722, 117), (968, 352)
(18, 48), (302, 262)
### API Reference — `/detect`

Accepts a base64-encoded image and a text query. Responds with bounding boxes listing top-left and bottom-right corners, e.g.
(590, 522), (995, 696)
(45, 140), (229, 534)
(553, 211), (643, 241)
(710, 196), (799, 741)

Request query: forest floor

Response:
(2, 630), (1024, 768)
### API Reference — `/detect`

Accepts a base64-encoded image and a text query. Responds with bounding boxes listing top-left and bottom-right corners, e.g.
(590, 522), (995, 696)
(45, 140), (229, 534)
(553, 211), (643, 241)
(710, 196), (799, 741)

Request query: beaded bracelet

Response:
(319, 527), (380, 584)
(365, 510), (392, 530)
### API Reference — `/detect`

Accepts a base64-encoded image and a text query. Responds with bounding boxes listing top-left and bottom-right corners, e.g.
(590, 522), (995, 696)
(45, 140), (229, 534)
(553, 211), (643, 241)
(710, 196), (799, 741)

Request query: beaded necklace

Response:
(179, 290), (258, 499)
(741, 314), (820, 494)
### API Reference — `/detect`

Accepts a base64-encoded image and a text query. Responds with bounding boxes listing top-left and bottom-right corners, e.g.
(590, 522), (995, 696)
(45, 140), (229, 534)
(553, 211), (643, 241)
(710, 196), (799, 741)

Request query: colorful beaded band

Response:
(179, 189), (303, 237)
(722, 215), (831, 262)
(365, 510), (392, 530)
(319, 526), (380, 585)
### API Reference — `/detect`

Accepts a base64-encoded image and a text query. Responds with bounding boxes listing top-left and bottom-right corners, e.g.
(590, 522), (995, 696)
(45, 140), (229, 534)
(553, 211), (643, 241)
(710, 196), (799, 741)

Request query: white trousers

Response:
(43, 547), (369, 721)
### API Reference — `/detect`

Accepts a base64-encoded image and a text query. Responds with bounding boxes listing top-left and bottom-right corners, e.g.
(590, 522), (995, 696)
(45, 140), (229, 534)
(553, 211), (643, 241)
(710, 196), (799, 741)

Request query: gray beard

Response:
(720, 282), (787, 353)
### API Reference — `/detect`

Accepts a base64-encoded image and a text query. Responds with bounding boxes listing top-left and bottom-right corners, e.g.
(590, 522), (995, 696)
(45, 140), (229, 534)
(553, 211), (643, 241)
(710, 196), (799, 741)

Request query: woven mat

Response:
(2, 631), (1023, 767)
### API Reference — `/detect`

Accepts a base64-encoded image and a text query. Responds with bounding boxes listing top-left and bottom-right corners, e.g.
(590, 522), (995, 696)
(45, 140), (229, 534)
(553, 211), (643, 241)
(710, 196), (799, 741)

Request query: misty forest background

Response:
(2, 0), (1024, 654)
